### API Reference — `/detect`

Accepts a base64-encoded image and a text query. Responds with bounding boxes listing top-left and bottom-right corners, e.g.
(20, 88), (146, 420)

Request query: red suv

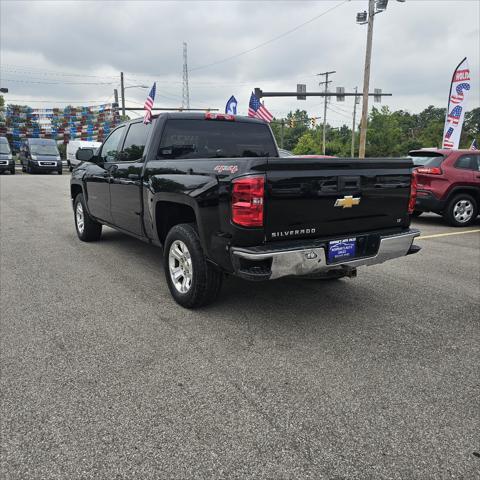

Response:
(409, 149), (480, 227)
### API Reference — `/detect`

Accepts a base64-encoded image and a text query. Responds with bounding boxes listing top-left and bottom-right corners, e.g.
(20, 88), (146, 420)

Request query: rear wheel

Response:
(164, 223), (222, 308)
(443, 194), (478, 227)
(74, 193), (102, 241)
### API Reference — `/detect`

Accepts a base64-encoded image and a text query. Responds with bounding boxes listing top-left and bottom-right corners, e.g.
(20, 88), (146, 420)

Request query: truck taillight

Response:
(205, 112), (235, 121)
(231, 176), (264, 227)
(416, 167), (442, 175)
(408, 171), (418, 214)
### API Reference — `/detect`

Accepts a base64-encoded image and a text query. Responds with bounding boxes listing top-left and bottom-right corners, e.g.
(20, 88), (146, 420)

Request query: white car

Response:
(67, 140), (101, 171)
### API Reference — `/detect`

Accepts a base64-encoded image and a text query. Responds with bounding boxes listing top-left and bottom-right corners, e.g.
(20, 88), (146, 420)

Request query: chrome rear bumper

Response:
(231, 229), (420, 280)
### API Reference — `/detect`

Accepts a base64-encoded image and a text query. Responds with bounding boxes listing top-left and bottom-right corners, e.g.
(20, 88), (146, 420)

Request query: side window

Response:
(100, 126), (125, 162)
(454, 155), (475, 170)
(473, 155), (480, 171)
(120, 122), (152, 162)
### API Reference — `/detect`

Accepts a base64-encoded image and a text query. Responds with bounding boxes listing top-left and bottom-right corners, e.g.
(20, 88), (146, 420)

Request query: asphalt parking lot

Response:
(1, 175), (479, 479)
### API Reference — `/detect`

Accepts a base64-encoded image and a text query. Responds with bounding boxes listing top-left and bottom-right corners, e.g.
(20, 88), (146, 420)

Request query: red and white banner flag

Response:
(442, 57), (471, 149)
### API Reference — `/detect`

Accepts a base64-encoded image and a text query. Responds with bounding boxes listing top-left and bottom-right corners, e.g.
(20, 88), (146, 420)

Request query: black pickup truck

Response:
(71, 113), (420, 308)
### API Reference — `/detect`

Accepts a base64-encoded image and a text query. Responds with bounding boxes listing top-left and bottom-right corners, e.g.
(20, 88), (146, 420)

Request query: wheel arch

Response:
(445, 186), (480, 205)
(154, 197), (208, 252)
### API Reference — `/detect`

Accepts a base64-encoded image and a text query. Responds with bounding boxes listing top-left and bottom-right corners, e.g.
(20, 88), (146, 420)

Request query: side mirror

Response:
(76, 148), (95, 162)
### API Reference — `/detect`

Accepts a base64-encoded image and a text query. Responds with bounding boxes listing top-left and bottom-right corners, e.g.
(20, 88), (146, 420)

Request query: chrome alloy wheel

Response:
(168, 240), (193, 294)
(453, 199), (474, 223)
(76, 202), (85, 234)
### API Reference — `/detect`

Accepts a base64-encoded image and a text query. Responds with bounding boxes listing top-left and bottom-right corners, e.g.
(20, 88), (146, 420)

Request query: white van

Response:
(67, 140), (102, 171)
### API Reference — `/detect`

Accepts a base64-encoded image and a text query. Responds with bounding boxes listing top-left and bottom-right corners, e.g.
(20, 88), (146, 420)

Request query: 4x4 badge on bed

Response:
(334, 195), (361, 208)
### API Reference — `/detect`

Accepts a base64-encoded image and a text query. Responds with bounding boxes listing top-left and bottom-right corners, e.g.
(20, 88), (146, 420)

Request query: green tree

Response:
(293, 132), (319, 154)
(365, 106), (403, 156)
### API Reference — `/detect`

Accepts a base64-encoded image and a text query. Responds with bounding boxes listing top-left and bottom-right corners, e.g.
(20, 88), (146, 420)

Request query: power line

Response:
(190, 0), (349, 72)
(327, 104), (352, 120)
(1, 64), (119, 79)
(5, 99), (115, 104)
(2, 78), (117, 86)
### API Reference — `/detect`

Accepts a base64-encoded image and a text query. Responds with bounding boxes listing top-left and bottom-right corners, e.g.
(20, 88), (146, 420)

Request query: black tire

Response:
(57, 169), (63, 175)
(164, 223), (222, 308)
(26, 164), (33, 174)
(411, 210), (423, 218)
(10, 168), (15, 175)
(69, 166), (73, 172)
(74, 193), (102, 242)
(21, 164), (26, 172)
(443, 193), (478, 227)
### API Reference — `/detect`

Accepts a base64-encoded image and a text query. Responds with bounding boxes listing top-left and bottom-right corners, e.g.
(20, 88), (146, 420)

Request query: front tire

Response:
(74, 193), (102, 241)
(411, 210), (423, 218)
(10, 168), (15, 175)
(57, 169), (63, 175)
(443, 194), (478, 227)
(164, 223), (222, 308)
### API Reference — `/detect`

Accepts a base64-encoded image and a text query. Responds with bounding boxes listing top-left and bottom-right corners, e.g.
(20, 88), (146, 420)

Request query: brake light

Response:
(408, 171), (418, 214)
(416, 167), (442, 175)
(232, 176), (264, 227)
(205, 112), (235, 121)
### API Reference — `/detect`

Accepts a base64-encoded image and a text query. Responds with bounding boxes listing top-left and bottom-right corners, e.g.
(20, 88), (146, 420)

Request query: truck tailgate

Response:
(265, 157), (413, 240)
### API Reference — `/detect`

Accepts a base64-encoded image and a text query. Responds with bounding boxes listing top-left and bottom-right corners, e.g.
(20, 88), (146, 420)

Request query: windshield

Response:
(0, 143), (11, 154)
(30, 144), (59, 156)
(158, 120), (277, 159)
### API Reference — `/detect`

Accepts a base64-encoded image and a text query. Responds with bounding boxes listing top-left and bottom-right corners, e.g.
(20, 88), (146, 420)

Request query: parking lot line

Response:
(417, 229), (480, 240)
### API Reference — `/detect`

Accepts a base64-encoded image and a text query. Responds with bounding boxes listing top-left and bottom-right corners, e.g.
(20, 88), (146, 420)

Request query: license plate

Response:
(328, 238), (356, 263)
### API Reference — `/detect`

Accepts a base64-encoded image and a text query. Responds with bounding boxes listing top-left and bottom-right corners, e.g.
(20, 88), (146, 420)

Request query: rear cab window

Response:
(158, 119), (277, 159)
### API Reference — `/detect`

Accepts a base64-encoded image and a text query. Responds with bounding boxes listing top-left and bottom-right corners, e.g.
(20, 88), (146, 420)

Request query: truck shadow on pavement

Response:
(96, 228), (406, 327)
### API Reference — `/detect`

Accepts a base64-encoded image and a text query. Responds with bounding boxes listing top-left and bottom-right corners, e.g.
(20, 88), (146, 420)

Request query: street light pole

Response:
(120, 72), (125, 118)
(358, 0), (375, 159)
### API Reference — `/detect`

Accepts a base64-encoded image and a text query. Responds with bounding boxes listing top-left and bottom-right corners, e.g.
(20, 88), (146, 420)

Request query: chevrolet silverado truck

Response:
(71, 113), (421, 308)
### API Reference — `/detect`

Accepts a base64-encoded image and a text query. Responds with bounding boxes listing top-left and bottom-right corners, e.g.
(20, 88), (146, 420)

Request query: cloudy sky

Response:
(1, 0), (478, 126)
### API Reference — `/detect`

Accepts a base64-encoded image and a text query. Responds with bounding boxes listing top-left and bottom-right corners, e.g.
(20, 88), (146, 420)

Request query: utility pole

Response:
(280, 119), (285, 149)
(358, 0), (375, 158)
(351, 86), (358, 157)
(120, 72), (126, 118)
(317, 71), (335, 155)
(182, 42), (190, 109)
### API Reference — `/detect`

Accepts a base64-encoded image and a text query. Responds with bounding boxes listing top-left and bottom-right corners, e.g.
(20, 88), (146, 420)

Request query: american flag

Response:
(248, 93), (273, 122)
(143, 83), (156, 124)
(470, 139), (478, 150)
(447, 105), (462, 126)
(443, 127), (455, 148)
(450, 82), (470, 104)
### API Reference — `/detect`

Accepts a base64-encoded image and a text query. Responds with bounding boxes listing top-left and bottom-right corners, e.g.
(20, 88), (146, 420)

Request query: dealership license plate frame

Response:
(327, 237), (357, 263)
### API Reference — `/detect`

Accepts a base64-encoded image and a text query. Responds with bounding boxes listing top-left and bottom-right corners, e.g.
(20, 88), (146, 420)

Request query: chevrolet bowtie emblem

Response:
(334, 195), (361, 208)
